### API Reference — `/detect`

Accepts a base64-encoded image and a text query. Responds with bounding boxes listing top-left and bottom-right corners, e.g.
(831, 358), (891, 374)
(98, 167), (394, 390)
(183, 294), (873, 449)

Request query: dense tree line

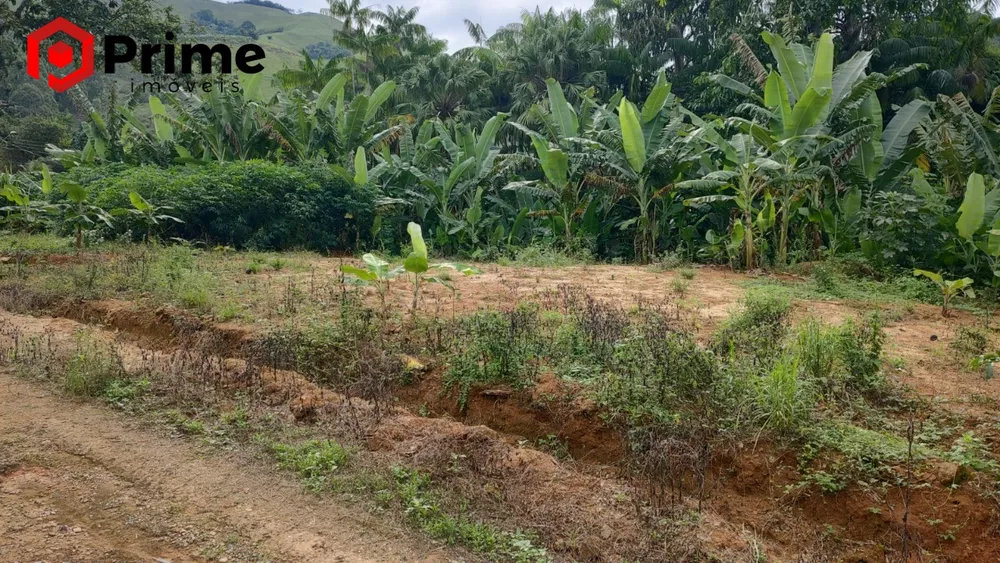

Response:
(4, 0), (1000, 286)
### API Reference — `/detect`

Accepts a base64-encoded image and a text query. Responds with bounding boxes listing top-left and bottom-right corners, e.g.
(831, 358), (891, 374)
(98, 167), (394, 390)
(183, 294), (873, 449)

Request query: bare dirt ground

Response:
(0, 369), (450, 563)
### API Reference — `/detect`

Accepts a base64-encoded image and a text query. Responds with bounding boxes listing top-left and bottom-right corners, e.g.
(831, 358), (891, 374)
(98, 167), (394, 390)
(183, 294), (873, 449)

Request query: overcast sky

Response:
(230, 0), (594, 51)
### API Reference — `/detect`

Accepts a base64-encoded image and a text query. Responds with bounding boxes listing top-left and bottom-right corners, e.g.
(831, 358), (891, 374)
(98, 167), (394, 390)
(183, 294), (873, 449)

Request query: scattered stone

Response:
(402, 355), (426, 372)
(481, 389), (511, 399)
(927, 461), (971, 486)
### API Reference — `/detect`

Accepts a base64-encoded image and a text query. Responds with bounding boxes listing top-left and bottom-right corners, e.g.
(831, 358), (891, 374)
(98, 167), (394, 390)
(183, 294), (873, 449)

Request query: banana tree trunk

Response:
(411, 275), (421, 315)
(744, 206), (754, 269)
(563, 206), (573, 246)
(636, 180), (653, 264)
(778, 203), (791, 266)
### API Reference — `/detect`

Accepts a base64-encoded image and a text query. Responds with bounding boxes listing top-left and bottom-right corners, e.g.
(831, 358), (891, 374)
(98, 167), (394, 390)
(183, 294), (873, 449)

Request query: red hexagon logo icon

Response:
(27, 18), (95, 93)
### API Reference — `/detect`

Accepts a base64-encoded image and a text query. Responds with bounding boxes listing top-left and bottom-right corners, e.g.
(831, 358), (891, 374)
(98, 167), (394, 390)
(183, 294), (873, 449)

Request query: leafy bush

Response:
(598, 312), (718, 426)
(445, 308), (543, 409)
(713, 289), (792, 365)
(63, 161), (378, 251)
(797, 421), (917, 493)
(836, 312), (886, 393)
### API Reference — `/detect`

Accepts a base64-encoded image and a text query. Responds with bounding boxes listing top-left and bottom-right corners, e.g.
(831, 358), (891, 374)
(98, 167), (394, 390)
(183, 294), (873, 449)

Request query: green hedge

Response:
(63, 161), (377, 251)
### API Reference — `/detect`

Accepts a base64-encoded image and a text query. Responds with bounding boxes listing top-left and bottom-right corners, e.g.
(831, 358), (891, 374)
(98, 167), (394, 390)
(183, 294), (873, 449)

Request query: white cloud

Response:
(228, 0), (593, 51)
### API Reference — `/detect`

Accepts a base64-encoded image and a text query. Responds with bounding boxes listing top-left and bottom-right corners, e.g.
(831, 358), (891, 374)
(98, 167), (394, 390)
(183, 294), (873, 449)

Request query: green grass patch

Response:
(385, 466), (550, 562)
(272, 439), (350, 492)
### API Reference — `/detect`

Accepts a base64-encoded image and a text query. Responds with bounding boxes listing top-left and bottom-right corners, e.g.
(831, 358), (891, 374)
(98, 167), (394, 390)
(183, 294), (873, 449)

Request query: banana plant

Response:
(502, 139), (582, 245)
(403, 222), (479, 315)
(503, 79), (612, 248)
(913, 269), (975, 316)
(716, 31), (927, 188)
(702, 220), (746, 268)
(258, 81), (345, 162)
(680, 133), (780, 270)
(583, 72), (701, 262)
(383, 114), (509, 253)
(161, 75), (270, 162)
(948, 172), (1000, 283)
(340, 253), (404, 313)
(111, 191), (183, 243)
(55, 181), (113, 250)
(0, 169), (56, 231)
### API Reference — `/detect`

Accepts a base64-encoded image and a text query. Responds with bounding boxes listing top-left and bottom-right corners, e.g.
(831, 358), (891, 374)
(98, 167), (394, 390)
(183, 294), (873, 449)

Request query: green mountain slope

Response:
(155, 0), (342, 92)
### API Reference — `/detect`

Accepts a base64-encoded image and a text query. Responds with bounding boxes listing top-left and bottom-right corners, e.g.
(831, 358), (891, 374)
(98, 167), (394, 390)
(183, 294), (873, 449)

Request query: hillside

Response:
(155, 0), (343, 92)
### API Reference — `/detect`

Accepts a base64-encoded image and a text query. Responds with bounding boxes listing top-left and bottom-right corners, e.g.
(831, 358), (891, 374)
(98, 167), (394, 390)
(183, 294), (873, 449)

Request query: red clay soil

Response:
(396, 370), (626, 465)
(0, 369), (452, 563)
(7, 263), (1000, 560)
(57, 298), (256, 352)
(0, 309), (664, 561)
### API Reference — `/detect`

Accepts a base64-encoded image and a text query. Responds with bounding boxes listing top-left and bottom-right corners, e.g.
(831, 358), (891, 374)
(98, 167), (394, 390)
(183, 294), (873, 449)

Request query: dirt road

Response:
(0, 370), (449, 563)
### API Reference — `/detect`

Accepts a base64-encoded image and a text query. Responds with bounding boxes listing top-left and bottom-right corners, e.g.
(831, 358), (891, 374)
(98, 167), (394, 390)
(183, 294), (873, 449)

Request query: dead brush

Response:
(546, 285), (631, 365)
(385, 417), (701, 561)
(253, 290), (402, 437)
(0, 278), (61, 313)
(626, 422), (715, 516)
(0, 322), (128, 397)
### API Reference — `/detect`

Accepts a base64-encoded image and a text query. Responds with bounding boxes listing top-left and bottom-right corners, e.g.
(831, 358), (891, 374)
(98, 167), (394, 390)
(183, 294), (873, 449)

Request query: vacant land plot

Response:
(1, 239), (999, 562)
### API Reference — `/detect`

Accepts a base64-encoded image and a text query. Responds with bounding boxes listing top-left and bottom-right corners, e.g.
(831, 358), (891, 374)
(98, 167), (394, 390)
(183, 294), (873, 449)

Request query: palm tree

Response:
(274, 51), (342, 93)
(371, 6), (446, 85)
(400, 54), (491, 124)
(874, 10), (1000, 108)
(328, 0), (374, 34)
(485, 8), (610, 118)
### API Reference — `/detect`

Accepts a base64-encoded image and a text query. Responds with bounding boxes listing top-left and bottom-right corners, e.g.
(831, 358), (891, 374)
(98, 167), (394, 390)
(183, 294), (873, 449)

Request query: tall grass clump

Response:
(753, 355), (813, 432)
(793, 318), (840, 392)
(62, 331), (125, 397)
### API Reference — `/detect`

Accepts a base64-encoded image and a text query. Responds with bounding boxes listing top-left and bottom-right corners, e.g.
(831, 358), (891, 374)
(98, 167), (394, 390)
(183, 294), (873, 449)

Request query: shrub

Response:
(64, 161), (378, 252)
(811, 263), (840, 294)
(836, 312), (886, 393)
(951, 325), (988, 356)
(713, 289), (792, 366)
(444, 308), (542, 409)
(598, 313), (718, 425)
